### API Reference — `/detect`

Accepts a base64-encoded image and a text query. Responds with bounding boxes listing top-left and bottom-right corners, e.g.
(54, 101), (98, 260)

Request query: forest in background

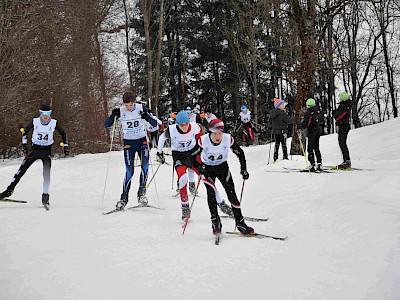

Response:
(1, 0), (399, 157)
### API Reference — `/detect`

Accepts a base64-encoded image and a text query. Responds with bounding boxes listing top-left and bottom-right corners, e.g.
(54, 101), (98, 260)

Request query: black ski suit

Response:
(333, 100), (353, 161)
(197, 135), (247, 222)
(301, 106), (323, 165)
(269, 108), (292, 160)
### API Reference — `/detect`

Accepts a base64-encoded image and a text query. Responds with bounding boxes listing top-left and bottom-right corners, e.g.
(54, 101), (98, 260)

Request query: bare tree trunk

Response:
(289, 0), (317, 155)
(153, 0), (164, 115)
(248, 18), (258, 124)
(141, 0), (154, 105)
(123, 0), (134, 90)
(378, 1), (398, 118)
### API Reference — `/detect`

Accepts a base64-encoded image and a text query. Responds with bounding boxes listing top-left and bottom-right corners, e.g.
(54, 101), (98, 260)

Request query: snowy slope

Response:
(1, 119), (400, 300)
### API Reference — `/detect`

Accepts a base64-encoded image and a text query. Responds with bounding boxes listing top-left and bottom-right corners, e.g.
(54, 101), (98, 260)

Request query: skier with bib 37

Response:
(156, 110), (202, 221)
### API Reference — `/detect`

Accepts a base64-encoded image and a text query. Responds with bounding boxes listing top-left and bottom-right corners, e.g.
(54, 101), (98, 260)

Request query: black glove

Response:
(241, 169), (249, 180)
(197, 164), (208, 176)
(20, 143), (28, 154)
(111, 108), (120, 117)
(156, 152), (165, 164)
(64, 145), (70, 156)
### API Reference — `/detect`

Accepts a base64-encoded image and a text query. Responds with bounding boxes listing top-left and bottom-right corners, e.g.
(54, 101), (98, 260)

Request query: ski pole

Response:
(182, 176), (202, 235)
(146, 163), (162, 188)
(267, 131), (273, 164)
(297, 130), (310, 172)
(101, 116), (117, 209)
(144, 133), (160, 205)
(234, 179), (246, 232)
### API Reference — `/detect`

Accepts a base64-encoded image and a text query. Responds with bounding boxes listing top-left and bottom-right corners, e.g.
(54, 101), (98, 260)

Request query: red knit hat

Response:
(208, 118), (224, 132)
(274, 98), (286, 110)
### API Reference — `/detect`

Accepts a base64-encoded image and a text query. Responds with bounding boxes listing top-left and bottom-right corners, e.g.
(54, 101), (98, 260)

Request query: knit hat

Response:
(306, 98), (316, 108)
(241, 105), (247, 111)
(208, 118), (224, 132)
(273, 98), (286, 110)
(176, 110), (190, 124)
(339, 92), (349, 102)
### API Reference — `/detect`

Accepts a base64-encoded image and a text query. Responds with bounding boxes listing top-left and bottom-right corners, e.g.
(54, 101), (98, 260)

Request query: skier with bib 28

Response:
(104, 91), (158, 210)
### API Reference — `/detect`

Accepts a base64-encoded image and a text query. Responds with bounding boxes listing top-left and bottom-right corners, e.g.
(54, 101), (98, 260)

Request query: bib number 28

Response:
(127, 121), (140, 128)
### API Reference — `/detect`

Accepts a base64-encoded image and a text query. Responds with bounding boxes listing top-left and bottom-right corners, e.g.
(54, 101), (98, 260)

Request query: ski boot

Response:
(309, 164), (317, 172)
(218, 201), (234, 217)
(236, 218), (254, 235)
(338, 160), (351, 169)
(189, 182), (196, 196)
(42, 193), (50, 210)
(116, 200), (127, 211)
(316, 163), (323, 172)
(181, 203), (190, 221)
(0, 188), (14, 199)
(116, 194), (128, 211)
(137, 187), (148, 206)
(211, 216), (222, 235)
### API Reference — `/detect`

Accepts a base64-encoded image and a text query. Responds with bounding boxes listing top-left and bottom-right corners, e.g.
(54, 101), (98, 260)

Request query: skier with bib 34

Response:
(0, 104), (69, 208)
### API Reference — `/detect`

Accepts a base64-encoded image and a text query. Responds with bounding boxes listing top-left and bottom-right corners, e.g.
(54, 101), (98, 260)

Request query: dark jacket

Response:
(333, 100), (353, 128)
(269, 109), (292, 134)
(301, 106), (323, 136)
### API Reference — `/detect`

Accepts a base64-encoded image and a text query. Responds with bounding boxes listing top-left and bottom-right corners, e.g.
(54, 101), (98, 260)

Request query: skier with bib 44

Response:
(197, 118), (254, 236)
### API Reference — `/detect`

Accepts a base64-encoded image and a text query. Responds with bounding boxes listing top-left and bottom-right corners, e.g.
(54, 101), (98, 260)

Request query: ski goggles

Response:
(40, 110), (52, 116)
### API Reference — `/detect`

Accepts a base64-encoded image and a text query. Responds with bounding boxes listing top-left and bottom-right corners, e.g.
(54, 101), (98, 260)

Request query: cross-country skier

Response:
(202, 107), (218, 133)
(197, 118), (254, 236)
(146, 114), (163, 149)
(156, 110), (202, 221)
(269, 98), (292, 162)
(184, 106), (204, 195)
(238, 105), (255, 146)
(0, 104), (69, 207)
(333, 91), (353, 169)
(104, 91), (157, 210)
(301, 98), (324, 171)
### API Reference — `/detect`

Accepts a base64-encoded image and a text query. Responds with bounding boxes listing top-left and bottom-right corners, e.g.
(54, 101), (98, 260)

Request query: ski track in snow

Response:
(1, 119), (400, 300)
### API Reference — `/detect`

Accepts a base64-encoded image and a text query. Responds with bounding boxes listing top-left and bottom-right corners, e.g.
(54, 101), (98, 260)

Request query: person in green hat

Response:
(333, 91), (353, 169)
(301, 98), (324, 171)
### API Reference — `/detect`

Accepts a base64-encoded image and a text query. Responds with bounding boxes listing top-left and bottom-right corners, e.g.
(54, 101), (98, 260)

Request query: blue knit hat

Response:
(176, 110), (190, 124)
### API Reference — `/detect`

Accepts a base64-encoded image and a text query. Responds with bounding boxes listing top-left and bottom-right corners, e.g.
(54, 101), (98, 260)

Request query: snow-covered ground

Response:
(1, 119), (399, 300)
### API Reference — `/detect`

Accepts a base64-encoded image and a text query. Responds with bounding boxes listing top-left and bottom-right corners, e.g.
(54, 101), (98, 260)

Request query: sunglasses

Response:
(40, 110), (52, 116)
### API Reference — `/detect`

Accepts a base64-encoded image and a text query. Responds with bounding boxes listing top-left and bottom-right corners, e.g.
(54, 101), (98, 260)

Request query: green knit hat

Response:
(339, 91), (349, 102)
(306, 98), (316, 108)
